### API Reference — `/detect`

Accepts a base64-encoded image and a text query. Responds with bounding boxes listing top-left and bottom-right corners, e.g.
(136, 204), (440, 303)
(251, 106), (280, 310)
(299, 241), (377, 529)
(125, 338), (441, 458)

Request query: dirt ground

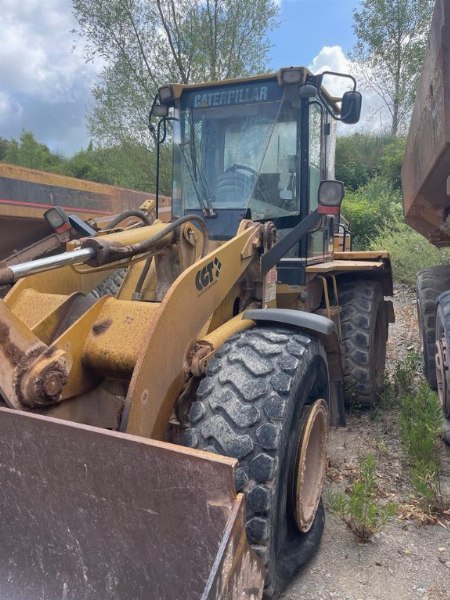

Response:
(282, 285), (450, 600)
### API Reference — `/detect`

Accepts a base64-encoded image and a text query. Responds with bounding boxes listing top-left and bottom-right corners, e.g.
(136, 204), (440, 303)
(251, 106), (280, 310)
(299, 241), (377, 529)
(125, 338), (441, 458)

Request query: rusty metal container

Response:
(0, 163), (171, 258)
(402, 0), (450, 245)
(0, 409), (263, 599)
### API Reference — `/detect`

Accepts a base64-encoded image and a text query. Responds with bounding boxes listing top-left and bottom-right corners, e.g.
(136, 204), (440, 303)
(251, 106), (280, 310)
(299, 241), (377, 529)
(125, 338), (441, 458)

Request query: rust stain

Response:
(0, 320), (24, 365)
(92, 318), (113, 336)
(0, 322), (8, 344)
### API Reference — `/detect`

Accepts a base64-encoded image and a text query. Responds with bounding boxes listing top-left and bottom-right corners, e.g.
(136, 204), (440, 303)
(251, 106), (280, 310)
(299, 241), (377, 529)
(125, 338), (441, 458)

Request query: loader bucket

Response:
(0, 408), (263, 600)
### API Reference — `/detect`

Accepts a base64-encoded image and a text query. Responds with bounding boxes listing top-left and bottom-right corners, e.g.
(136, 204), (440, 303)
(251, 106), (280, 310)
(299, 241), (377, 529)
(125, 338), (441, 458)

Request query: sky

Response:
(0, 0), (378, 156)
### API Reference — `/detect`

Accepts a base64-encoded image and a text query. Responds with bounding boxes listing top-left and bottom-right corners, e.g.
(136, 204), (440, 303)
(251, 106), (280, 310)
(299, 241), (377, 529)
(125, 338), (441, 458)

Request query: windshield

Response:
(172, 80), (300, 221)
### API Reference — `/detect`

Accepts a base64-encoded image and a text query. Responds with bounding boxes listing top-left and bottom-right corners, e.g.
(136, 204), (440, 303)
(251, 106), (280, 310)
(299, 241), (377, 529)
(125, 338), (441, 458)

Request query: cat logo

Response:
(195, 257), (222, 291)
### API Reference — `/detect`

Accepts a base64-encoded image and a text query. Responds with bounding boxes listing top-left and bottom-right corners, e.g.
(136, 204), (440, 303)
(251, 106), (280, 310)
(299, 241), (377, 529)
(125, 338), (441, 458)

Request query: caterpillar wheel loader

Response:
(0, 67), (393, 600)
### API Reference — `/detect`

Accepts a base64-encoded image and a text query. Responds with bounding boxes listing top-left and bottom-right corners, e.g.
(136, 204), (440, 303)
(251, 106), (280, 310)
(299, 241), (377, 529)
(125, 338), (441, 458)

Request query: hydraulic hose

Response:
(82, 214), (209, 267)
(129, 215), (208, 257)
(131, 215), (209, 299)
(103, 210), (151, 230)
(0, 216), (208, 286)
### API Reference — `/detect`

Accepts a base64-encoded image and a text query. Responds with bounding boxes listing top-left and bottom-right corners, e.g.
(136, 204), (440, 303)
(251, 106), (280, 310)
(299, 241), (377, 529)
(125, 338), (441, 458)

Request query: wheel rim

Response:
(435, 334), (450, 414)
(294, 399), (328, 533)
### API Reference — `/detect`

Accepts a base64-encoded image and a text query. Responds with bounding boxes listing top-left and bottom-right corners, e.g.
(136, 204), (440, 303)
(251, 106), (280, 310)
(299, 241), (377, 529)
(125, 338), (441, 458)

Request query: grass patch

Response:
(385, 351), (446, 512)
(328, 455), (396, 543)
(399, 381), (445, 511)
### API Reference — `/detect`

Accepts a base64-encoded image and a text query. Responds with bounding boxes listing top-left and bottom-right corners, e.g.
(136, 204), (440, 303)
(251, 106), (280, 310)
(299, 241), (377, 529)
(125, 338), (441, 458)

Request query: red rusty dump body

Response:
(402, 0), (450, 245)
(0, 163), (171, 258)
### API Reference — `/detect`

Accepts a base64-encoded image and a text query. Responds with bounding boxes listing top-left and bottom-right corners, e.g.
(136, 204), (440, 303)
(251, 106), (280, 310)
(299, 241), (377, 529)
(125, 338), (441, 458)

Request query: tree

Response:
(2, 130), (63, 171)
(351, 0), (434, 135)
(59, 140), (173, 194)
(73, 0), (279, 146)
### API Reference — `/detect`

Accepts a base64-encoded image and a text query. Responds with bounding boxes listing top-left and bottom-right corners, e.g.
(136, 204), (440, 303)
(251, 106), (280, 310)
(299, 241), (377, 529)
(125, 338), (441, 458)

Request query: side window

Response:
(309, 103), (322, 211)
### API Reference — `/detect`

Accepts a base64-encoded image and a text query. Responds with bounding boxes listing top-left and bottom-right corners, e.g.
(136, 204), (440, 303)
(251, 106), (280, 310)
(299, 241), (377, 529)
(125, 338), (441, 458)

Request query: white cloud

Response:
(0, 0), (101, 153)
(309, 45), (390, 134)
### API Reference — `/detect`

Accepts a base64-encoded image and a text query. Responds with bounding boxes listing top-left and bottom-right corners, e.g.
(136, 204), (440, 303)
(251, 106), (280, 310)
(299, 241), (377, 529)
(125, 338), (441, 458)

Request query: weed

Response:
(393, 351), (422, 396)
(369, 218), (450, 285)
(328, 454), (396, 543)
(399, 381), (445, 510)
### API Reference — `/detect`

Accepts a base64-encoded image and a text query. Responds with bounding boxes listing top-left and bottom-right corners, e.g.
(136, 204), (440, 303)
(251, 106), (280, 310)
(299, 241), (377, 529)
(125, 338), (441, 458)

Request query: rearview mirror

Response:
(318, 180), (344, 214)
(150, 104), (169, 118)
(341, 91), (362, 124)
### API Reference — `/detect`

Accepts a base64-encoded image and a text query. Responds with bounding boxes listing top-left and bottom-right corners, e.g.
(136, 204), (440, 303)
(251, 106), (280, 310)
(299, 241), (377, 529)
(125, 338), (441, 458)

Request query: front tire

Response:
(183, 327), (329, 598)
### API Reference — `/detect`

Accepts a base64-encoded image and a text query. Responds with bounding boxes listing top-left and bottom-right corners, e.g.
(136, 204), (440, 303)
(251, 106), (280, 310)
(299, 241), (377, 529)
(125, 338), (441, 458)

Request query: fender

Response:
(244, 308), (345, 427)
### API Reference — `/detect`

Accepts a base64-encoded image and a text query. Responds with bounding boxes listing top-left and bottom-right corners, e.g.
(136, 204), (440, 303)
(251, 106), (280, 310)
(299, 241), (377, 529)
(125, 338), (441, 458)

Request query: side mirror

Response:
(341, 91), (362, 124)
(317, 180), (344, 214)
(150, 103), (169, 118)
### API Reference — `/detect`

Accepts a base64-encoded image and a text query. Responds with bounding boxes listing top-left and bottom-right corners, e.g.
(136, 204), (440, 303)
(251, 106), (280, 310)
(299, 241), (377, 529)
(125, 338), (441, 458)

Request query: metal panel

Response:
(402, 0), (450, 242)
(0, 408), (262, 600)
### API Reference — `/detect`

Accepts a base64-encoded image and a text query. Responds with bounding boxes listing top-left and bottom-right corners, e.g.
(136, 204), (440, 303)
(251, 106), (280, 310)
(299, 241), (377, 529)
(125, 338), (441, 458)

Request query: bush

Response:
(342, 177), (401, 249)
(369, 218), (450, 285)
(336, 133), (405, 191)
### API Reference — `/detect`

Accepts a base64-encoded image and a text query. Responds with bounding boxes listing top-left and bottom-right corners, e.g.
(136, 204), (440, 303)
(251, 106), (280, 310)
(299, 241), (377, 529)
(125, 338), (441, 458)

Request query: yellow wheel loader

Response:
(0, 67), (393, 599)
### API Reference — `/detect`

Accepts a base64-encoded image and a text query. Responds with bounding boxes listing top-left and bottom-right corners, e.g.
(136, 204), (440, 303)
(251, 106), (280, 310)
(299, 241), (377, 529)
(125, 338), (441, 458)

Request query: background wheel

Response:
(183, 327), (329, 599)
(434, 291), (450, 418)
(416, 266), (450, 389)
(340, 279), (388, 406)
(89, 268), (127, 299)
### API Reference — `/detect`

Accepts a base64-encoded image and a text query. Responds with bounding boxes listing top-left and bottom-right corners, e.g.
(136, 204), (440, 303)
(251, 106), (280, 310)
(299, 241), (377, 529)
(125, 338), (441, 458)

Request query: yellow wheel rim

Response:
(295, 399), (329, 533)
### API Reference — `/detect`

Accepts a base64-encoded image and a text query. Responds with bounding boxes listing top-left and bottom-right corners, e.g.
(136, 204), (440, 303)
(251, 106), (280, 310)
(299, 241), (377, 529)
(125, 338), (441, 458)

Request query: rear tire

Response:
(340, 279), (387, 406)
(416, 266), (450, 389)
(434, 291), (450, 418)
(183, 327), (329, 599)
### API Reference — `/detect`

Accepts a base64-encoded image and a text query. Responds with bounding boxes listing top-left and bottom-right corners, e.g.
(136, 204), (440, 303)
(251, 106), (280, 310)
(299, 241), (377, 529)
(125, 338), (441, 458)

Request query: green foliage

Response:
(73, 0), (280, 145)
(337, 134), (407, 252)
(383, 351), (446, 512)
(336, 133), (405, 191)
(391, 350), (422, 396)
(0, 131), (172, 197)
(398, 372), (445, 510)
(1, 130), (63, 171)
(351, 0), (434, 134)
(342, 177), (401, 249)
(379, 136), (406, 189)
(369, 218), (450, 285)
(328, 455), (396, 542)
(57, 141), (172, 195)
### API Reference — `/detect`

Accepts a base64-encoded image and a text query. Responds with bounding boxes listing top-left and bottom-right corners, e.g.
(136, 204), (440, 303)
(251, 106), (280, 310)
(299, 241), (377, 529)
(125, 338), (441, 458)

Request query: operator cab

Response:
(150, 67), (361, 279)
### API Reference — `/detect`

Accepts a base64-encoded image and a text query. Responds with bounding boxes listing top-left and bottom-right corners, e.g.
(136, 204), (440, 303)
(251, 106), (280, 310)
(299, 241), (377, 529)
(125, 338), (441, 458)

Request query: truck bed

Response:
(0, 163), (171, 257)
(402, 0), (450, 245)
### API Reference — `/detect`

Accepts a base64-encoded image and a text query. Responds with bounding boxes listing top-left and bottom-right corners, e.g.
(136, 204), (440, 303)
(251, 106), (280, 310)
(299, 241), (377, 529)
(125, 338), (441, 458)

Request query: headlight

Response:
(158, 85), (174, 103)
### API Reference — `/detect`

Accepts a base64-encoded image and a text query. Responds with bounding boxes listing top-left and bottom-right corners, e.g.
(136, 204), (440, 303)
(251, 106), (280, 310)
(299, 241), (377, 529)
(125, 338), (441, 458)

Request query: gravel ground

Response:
(282, 285), (450, 600)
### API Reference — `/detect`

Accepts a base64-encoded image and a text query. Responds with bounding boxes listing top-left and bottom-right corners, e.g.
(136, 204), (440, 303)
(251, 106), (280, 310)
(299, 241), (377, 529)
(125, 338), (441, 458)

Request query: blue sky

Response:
(0, 0), (365, 155)
(270, 0), (359, 68)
